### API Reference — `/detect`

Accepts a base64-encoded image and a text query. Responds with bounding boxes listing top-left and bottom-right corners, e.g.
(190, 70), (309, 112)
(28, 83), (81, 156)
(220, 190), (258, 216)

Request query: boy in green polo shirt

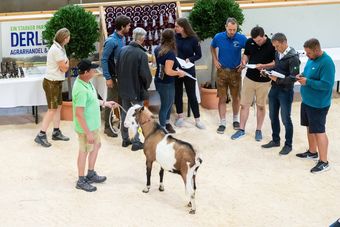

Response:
(73, 59), (117, 192)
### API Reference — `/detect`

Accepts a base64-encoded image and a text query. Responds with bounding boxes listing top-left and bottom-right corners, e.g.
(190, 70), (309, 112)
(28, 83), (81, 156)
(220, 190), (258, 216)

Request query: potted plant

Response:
(189, 0), (244, 109)
(43, 4), (99, 120)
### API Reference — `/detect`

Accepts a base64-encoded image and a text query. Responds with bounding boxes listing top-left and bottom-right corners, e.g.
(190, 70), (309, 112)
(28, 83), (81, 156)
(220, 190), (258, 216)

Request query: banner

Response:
(1, 20), (48, 61)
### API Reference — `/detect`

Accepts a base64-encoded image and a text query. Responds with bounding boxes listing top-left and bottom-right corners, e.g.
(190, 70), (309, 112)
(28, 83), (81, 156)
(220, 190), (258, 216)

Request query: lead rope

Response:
(109, 104), (127, 134)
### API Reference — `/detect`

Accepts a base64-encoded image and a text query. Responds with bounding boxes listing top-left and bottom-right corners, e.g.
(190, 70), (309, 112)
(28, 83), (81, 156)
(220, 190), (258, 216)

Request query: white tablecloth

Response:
(0, 75), (46, 108)
(299, 47), (340, 82)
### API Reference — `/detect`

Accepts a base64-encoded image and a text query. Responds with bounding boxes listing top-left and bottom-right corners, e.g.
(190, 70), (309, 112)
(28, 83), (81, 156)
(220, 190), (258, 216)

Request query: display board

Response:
(0, 19), (48, 62)
(104, 2), (178, 53)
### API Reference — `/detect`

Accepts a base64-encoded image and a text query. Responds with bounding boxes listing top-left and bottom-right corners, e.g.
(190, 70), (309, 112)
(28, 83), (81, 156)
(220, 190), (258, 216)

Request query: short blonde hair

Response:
(54, 28), (70, 45)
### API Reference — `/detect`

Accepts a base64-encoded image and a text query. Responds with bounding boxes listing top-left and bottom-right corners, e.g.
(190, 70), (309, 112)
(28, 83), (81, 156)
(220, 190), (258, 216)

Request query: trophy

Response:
(0, 61), (7, 78)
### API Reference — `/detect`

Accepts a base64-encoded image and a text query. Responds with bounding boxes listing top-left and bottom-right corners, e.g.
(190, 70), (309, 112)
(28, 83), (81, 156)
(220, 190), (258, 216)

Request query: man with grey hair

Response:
(116, 27), (152, 151)
(261, 32), (300, 155)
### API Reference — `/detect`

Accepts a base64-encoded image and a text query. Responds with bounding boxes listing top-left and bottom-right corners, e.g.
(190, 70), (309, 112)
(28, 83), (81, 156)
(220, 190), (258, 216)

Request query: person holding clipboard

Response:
(174, 17), (205, 129)
(261, 33), (300, 155)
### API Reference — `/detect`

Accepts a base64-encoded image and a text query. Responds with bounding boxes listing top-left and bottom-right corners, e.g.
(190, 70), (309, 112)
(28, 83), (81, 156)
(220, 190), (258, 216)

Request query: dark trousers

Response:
(104, 80), (119, 130)
(174, 76), (200, 118)
(120, 99), (143, 143)
(268, 86), (294, 147)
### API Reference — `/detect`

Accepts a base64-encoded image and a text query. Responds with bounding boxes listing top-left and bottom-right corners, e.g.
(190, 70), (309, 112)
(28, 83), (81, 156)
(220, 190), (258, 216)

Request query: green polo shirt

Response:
(72, 77), (100, 133)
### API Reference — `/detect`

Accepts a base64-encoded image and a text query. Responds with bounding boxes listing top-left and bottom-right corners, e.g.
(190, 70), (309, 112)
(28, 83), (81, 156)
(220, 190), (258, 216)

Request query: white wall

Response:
(187, 3), (340, 83)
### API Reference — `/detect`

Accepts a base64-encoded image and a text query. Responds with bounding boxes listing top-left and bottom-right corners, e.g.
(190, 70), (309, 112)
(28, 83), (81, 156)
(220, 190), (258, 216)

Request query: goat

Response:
(124, 104), (202, 214)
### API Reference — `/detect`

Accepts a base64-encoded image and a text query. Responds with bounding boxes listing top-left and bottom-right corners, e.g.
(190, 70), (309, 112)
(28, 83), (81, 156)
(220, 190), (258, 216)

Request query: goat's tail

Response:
(195, 150), (203, 168)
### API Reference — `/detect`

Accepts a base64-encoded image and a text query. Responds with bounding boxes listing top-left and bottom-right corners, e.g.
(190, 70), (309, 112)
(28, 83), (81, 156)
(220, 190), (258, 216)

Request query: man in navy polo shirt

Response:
(211, 17), (247, 134)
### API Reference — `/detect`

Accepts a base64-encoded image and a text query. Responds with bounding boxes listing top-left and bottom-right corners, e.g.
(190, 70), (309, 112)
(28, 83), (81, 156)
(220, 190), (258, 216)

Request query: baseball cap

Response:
(77, 59), (99, 72)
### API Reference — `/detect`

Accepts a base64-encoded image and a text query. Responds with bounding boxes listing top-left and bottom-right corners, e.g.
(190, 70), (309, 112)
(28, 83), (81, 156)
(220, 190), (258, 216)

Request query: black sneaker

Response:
(86, 171), (107, 183)
(216, 125), (226, 134)
(76, 179), (97, 192)
(131, 141), (144, 151)
(310, 160), (330, 173)
(279, 145), (292, 155)
(34, 134), (51, 147)
(262, 140), (280, 148)
(122, 139), (132, 147)
(166, 124), (176, 134)
(104, 128), (118, 138)
(52, 130), (70, 141)
(296, 150), (318, 160)
(232, 121), (240, 130)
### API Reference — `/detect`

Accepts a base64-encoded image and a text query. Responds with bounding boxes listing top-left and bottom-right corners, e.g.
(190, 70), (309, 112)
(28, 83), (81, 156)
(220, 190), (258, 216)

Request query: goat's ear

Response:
(141, 106), (145, 111)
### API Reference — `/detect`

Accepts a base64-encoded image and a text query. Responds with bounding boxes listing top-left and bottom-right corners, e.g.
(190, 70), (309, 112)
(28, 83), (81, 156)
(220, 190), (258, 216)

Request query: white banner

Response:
(1, 20), (48, 59)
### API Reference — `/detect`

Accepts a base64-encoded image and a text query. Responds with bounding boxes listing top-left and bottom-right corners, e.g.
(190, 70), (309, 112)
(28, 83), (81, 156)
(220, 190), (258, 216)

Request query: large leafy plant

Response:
(189, 0), (244, 41)
(42, 5), (99, 100)
(43, 4), (99, 60)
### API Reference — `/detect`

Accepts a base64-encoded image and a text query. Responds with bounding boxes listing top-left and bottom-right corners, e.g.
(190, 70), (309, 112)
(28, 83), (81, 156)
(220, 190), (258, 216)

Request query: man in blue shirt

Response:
(101, 15), (131, 137)
(210, 17), (247, 134)
(296, 38), (335, 173)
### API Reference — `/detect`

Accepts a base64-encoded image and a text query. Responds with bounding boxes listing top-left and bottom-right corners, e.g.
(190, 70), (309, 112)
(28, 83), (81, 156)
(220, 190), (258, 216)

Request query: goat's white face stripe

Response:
(155, 135), (176, 171)
(124, 104), (142, 139)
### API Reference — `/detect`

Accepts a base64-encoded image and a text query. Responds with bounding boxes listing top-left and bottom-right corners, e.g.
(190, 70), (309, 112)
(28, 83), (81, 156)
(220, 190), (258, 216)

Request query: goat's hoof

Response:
(189, 209), (196, 214)
(159, 185), (164, 191)
(142, 188), (150, 193)
(186, 202), (192, 207)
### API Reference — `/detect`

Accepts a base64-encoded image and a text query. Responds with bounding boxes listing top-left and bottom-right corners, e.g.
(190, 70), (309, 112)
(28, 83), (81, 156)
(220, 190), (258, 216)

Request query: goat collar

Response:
(139, 117), (152, 126)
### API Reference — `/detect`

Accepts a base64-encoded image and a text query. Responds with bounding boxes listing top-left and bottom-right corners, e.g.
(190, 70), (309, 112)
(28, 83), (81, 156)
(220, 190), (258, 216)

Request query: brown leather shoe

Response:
(104, 128), (118, 137)
(165, 124), (176, 134)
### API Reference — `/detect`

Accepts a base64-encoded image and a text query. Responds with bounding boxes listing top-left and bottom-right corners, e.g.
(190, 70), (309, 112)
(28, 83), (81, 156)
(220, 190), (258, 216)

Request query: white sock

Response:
(233, 115), (239, 122)
(220, 119), (226, 126)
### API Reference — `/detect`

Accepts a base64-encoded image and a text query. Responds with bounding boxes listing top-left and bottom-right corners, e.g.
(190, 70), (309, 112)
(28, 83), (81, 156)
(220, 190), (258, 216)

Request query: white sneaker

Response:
(195, 121), (206, 129)
(174, 118), (185, 127)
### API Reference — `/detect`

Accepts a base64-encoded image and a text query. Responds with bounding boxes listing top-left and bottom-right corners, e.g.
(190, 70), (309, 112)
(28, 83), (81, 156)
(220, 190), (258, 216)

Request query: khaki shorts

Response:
(43, 78), (63, 109)
(216, 68), (241, 100)
(241, 76), (271, 107)
(77, 129), (101, 153)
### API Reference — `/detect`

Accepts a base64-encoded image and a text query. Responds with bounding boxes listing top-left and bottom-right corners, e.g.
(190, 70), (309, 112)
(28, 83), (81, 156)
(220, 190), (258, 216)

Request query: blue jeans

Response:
(155, 81), (175, 127)
(268, 86), (294, 147)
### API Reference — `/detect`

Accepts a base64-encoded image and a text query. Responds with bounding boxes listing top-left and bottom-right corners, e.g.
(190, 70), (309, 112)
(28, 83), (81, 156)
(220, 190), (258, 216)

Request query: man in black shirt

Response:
(231, 26), (275, 141)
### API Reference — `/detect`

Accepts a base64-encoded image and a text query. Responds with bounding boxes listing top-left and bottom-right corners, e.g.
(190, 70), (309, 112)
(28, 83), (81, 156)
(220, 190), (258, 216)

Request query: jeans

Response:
(120, 99), (143, 143)
(155, 81), (175, 127)
(175, 76), (200, 118)
(268, 86), (294, 147)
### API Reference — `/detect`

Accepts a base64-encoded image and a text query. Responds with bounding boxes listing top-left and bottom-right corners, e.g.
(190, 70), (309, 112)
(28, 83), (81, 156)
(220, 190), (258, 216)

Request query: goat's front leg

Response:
(159, 168), (164, 191)
(143, 160), (153, 193)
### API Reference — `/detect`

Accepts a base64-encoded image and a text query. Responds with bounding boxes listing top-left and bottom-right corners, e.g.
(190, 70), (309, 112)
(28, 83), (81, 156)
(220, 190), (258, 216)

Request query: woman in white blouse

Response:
(34, 28), (70, 147)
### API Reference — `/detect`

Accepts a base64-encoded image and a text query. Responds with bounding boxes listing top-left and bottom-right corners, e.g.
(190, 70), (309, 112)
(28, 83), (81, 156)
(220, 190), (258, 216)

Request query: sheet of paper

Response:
(184, 72), (197, 81)
(176, 57), (194, 69)
(245, 64), (257, 69)
(269, 70), (285, 78)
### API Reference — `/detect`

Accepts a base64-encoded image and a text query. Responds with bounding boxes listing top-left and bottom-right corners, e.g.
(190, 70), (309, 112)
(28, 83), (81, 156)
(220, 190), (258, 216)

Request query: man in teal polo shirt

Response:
(296, 38), (335, 173)
(73, 59), (117, 192)
(211, 17), (247, 134)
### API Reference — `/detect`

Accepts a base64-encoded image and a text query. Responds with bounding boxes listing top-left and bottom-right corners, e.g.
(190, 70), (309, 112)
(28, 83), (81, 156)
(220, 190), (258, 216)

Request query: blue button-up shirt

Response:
(101, 31), (126, 80)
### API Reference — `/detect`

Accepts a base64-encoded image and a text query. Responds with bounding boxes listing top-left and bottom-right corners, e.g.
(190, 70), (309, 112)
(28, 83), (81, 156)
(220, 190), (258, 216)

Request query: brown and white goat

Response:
(124, 104), (202, 214)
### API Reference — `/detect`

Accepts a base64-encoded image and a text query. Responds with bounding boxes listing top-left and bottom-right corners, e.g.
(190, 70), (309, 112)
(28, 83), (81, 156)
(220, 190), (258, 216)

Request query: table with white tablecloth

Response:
(0, 74), (46, 123)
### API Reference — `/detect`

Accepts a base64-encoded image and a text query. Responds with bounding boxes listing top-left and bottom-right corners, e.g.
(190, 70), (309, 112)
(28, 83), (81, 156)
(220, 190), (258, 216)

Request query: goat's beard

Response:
(128, 125), (139, 140)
